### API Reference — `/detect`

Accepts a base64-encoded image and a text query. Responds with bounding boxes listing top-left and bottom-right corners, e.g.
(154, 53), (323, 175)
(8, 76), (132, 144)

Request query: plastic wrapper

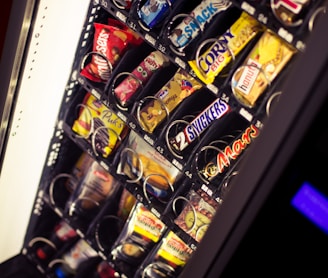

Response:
(174, 189), (220, 242)
(66, 160), (120, 219)
(169, 0), (232, 52)
(138, 0), (177, 29)
(72, 92), (127, 158)
(64, 152), (95, 193)
(81, 19), (142, 82)
(138, 68), (202, 133)
(117, 188), (137, 221)
(271, 0), (311, 26)
(231, 29), (297, 107)
(117, 131), (181, 201)
(169, 97), (230, 152)
(137, 230), (194, 277)
(114, 50), (170, 107)
(110, 203), (166, 274)
(188, 11), (263, 84)
(52, 239), (98, 277)
(198, 123), (260, 182)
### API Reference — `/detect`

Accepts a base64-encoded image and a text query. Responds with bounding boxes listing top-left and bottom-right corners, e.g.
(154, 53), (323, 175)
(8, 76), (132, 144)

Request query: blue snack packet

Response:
(138, 0), (176, 29)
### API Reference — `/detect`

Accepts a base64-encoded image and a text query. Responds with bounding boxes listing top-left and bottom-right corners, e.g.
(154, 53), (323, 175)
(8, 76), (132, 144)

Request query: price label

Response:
(144, 134), (154, 145)
(241, 1), (255, 15)
(145, 34), (156, 46)
(174, 57), (186, 69)
(115, 11), (127, 23)
(278, 28), (294, 43)
(239, 107), (253, 122)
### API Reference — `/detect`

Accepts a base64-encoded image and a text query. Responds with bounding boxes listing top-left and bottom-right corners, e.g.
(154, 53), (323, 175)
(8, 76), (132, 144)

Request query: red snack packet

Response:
(81, 21), (142, 83)
(114, 50), (169, 107)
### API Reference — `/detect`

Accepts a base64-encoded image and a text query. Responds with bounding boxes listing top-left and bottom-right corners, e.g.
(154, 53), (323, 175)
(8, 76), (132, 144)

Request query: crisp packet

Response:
(231, 29), (297, 107)
(81, 20), (142, 83)
(110, 203), (166, 267)
(114, 50), (170, 107)
(138, 68), (202, 133)
(137, 230), (194, 277)
(188, 11), (263, 84)
(72, 92), (127, 158)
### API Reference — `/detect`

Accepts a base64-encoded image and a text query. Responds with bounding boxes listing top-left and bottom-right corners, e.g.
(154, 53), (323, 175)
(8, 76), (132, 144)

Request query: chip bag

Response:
(81, 19), (143, 82)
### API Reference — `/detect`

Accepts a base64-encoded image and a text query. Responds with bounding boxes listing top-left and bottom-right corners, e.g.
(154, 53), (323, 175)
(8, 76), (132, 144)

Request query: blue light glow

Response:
(291, 182), (328, 234)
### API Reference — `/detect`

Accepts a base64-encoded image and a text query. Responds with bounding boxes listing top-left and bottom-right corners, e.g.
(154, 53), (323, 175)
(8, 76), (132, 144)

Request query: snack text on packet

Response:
(170, 98), (230, 152)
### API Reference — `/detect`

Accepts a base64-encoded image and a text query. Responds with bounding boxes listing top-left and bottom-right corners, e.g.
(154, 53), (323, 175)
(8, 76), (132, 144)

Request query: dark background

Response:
(0, 1), (13, 58)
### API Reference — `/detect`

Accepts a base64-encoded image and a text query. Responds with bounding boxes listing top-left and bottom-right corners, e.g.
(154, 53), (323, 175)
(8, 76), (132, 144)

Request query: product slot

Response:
(162, 181), (221, 248)
(22, 209), (80, 274)
(61, 88), (130, 167)
(158, 1), (241, 61)
(185, 111), (251, 186)
(107, 202), (168, 277)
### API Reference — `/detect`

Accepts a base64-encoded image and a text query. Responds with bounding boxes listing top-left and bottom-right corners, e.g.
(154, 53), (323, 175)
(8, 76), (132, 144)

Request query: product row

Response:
(38, 132), (231, 244)
(26, 140), (229, 277)
(231, 0), (326, 51)
(75, 1), (298, 117)
(104, 0), (325, 54)
(24, 201), (196, 277)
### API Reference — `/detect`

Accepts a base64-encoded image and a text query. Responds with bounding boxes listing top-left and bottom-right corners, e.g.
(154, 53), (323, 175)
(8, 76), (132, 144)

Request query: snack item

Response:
(72, 160), (119, 210)
(174, 189), (219, 242)
(188, 11), (263, 84)
(65, 152), (95, 193)
(131, 153), (173, 190)
(114, 50), (170, 107)
(111, 203), (166, 266)
(54, 239), (98, 277)
(200, 124), (260, 181)
(35, 220), (78, 261)
(169, 97), (230, 152)
(138, 0), (177, 29)
(169, 0), (232, 51)
(138, 68), (202, 133)
(138, 230), (194, 277)
(81, 20), (142, 82)
(271, 0), (311, 26)
(231, 29), (297, 107)
(117, 131), (181, 199)
(117, 188), (137, 221)
(72, 93), (127, 158)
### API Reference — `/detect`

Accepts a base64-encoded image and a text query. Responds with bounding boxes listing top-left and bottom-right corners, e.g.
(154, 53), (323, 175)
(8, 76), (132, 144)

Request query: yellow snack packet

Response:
(188, 11), (263, 84)
(231, 29), (297, 107)
(138, 68), (202, 133)
(72, 92), (127, 157)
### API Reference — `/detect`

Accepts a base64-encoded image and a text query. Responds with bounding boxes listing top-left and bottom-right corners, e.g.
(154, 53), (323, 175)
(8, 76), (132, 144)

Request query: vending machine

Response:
(1, 0), (328, 277)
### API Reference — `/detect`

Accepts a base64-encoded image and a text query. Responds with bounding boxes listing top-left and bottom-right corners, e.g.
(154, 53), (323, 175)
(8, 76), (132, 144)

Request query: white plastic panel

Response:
(0, 0), (90, 263)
